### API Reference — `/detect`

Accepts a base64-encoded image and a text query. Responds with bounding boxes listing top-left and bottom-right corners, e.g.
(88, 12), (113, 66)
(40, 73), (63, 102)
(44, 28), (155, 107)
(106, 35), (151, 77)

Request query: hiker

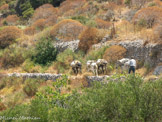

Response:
(129, 56), (136, 74)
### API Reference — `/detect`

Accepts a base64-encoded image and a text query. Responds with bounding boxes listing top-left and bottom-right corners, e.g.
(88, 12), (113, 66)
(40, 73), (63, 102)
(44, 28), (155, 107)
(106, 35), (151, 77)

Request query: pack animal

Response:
(70, 60), (82, 75)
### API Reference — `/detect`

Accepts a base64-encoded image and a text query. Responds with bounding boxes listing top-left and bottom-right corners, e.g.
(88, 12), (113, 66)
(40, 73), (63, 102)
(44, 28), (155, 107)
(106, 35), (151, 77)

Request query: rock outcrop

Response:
(118, 40), (162, 67)
(153, 65), (162, 76)
(54, 40), (80, 53)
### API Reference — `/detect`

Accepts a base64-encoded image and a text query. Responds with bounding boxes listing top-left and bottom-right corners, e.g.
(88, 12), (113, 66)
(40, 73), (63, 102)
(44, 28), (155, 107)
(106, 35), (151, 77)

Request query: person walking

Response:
(129, 56), (136, 74)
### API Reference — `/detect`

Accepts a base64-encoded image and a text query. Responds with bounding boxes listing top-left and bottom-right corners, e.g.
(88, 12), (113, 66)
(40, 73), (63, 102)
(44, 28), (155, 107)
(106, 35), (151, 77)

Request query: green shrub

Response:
(20, 1), (34, 19)
(1, 75), (162, 121)
(86, 46), (108, 60)
(0, 105), (29, 120)
(148, 2), (156, 7)
(86, 20), (97, 27)
(138, 18), (147, 27)
(23, 78), (41, 97)
(0, 46), (31, 68)
(32, 37), (58, 65)
(71, 16), (89, 25)
(55, 49), (84, 73)
(49, 75), (162, 121)
(0, 76), (24, 89)
(124, 0), (131, 5)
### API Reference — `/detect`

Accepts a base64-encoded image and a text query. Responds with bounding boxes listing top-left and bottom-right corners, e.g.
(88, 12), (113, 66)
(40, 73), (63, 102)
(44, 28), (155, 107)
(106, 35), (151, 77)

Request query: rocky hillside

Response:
(0, 0), (162, 120)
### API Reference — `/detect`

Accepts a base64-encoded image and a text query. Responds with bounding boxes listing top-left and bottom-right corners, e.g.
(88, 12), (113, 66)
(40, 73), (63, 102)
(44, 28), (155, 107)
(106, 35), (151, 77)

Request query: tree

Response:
(20, 0), (34, 19)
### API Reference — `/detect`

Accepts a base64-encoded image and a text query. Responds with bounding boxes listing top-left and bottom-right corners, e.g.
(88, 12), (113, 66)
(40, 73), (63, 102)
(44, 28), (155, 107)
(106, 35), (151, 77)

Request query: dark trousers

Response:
(129, 66), (135, 74)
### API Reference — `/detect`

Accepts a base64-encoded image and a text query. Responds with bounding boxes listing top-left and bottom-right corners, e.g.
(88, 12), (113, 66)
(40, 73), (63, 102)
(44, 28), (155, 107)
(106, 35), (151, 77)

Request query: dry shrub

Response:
(59, 0), (86, 15)
(33, 19), (46, 31)
(50, 19), (85, 41)
(78, 27), (102, 53)
(0, 102), (6, 111)
(63, 9), (76, 17)
(140, 29), (155, 43)
(0, 47), (27, 68)
(116, 20), (135, 37)
(5, 15), (19, 25)
(133, 6), (162, 28)
(131, 0), (152, 8)
(23, 26), (36, 35)
(95, 19), (112, 29)
(0, 4), (9, 11)
(32, 4), (58, 22)
(153, 24), (162, 43)
(154, 0), (162, 6)
(0, 26), (22, 48)
(101, 2), (119, 11)
(45, 14), (58, 26)
(103, 45), (127, 64)
(0, 18), (3, 26)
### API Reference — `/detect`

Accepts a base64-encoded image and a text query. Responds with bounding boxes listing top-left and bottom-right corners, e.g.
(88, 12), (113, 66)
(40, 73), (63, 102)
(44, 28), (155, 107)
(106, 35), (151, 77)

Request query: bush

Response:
(0, 26), (22, 49)
(32, 19), (46, 31)
(55, 49), (84, 73)
(86, 46), (109, 60)
(32, 4), (58, 22)
(0, 102), (6, 111)
(0, 46), (29, 68)
(5, 15), (19, 25)
(50, 19), (85, 41)
(23, 78), (41, 97)
(71, 16), (89, 25)
(32, 38), (58, 65)
(0, 105), (28, 119)
(0, 3), (8, 11)
(58, 0), (85, 15)
(20, 1), (34, 19)
(23, 26), (36, 35)
(103, 45), (127, 64)
(95, 19), (112, 29)
(133, 6), (162, 28)
(153, 24), (162, 40)
(1, 75), (162, 121)
(78, 27), (102, 53)
(49, 75), (162, 121)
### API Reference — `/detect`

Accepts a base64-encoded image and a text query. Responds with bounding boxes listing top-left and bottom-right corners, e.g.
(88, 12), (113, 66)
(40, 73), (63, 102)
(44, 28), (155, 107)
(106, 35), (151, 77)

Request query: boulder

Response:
(153, 65), (162, 76)
(54, 40), (80, 53)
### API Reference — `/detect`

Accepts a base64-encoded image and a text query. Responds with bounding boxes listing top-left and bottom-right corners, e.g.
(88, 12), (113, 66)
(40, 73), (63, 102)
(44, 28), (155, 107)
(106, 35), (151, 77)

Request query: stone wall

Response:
(6, 73), (62, 81)
(92, 39), (162, 67)
(118, 40), (162, 67)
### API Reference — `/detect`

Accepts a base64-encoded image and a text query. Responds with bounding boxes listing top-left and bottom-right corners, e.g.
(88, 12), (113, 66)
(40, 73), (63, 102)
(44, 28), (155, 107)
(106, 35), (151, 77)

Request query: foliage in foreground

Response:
(0, 75), (162, 122)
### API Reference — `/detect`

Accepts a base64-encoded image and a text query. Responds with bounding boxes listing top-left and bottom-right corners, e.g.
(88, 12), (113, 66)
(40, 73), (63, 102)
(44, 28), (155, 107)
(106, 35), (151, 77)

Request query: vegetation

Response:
(78, 27), (102, 53)
(32, 37), (58, 65)
(0, 0), (161, 121)
(50, 19), (85, 41)
(103, 45), (127, 64)
(0, 26), (22, 49)
(0, 75), (161, 121)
